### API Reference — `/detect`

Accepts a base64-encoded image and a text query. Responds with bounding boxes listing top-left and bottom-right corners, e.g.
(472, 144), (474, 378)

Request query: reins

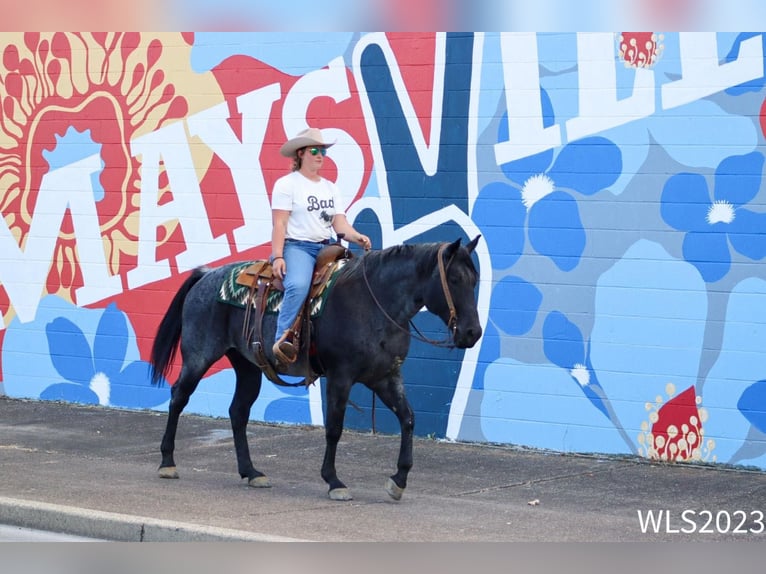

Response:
(361, 243), (458, 348)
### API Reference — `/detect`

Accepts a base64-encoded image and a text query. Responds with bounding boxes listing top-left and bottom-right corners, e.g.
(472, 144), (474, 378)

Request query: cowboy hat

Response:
(279, 127), (335, 158)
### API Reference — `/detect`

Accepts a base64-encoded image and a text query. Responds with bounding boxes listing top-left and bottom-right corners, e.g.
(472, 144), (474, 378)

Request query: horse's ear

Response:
(466, 234), (481, 253)
(445, 238), (462, 258)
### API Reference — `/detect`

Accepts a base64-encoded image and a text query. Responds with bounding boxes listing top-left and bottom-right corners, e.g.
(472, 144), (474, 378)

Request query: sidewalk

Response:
(1, 396), (764, 542)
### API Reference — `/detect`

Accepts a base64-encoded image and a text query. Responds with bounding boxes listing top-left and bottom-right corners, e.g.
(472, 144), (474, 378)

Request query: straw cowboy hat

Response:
(279, 127), (336, 158)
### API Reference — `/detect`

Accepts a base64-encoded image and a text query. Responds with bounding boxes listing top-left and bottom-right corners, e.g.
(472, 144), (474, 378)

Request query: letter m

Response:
(0, 155), (120, 325)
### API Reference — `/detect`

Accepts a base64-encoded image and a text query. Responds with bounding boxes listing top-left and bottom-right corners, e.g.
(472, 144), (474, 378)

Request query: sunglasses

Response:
(307, 147), (327, 156)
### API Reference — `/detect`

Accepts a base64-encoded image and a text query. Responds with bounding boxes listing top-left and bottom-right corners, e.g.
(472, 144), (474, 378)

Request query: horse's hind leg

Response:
(370, 372), (414, 501)
(159, 363), (205, 478)
(226, 350), (269, 487)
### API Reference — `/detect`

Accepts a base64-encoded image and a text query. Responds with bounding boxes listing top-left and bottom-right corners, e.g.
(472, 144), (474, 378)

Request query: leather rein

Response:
(361, 243), (458, 348)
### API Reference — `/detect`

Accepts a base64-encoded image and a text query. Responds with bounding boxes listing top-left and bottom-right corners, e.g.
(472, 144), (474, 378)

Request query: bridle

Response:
(361, 243), (458, 348)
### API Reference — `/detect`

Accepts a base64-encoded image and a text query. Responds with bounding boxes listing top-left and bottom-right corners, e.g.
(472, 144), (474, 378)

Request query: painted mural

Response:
(1, 32), (765, 470)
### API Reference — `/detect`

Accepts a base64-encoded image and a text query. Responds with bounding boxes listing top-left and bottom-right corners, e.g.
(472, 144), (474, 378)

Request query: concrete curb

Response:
(0, 496), (306, 542)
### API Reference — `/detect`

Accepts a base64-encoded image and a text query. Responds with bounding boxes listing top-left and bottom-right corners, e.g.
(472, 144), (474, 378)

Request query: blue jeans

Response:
(276, 239), (325, 338)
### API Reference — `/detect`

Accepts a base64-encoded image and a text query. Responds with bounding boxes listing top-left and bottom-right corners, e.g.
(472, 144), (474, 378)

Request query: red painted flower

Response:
(638, 383), (715, 462)
(0, 33), (194, 314)
(618, 33), (664, 69)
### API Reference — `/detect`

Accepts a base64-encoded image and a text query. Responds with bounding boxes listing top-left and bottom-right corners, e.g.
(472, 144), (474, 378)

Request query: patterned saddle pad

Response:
(217, 259), (348, 318)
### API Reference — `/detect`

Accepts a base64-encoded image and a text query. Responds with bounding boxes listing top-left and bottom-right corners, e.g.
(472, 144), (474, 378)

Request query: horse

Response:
(149, 236), (482, 501)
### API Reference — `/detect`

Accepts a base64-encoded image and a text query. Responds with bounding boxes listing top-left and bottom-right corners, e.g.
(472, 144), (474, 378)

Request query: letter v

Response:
(353, 33), (474, 229)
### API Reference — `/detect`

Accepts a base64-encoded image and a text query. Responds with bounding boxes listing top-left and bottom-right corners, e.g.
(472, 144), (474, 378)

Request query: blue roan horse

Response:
(150, 237), (482, 501)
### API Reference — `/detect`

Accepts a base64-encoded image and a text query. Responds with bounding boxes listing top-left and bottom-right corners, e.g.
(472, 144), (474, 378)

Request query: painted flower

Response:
(3, 296), (167, 409)
(2, 294), (313, 423)
(476, 89), (622, 272)
(618, 32), (664, 69)
(42, 302), (167, 408)
(0, 33), (199, 304)
(661, 151), (766, 283)
(638, 384), (712, 462)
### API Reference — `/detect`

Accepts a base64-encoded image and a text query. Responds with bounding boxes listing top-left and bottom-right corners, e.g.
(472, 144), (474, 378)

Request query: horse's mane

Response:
(341, 242), (444, 282)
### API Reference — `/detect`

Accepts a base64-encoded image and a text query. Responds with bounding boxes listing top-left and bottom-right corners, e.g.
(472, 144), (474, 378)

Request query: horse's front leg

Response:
(371, 372), (414, 501)
(321, 375), (354, 501)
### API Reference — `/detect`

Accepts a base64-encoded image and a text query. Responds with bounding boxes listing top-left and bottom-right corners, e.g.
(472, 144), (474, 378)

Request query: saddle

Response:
(236, 243), (352, 387)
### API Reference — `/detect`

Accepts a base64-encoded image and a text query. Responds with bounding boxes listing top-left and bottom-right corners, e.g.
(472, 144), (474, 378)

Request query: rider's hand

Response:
(357, 234), (371, 251)
(273, 257), (286, 279)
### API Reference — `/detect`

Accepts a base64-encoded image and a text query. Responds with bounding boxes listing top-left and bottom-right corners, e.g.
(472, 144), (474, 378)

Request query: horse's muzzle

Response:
(454, 324), (482, 349)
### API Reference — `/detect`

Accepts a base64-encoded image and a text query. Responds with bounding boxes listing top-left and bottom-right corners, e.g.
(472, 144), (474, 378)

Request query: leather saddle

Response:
(235, 243), (352, 387)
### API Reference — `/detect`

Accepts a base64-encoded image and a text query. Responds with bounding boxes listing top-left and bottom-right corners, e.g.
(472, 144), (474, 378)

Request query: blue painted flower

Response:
(476, 88), (622, 272)
(41, 302), (168, 408)
(502, 131), (620, 271)
(3, 295), (313, 423)
(661, 151), (766, 283)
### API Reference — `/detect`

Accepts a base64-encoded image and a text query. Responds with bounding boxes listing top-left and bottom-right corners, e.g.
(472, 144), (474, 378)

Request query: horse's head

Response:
(424, 235), (483, 349)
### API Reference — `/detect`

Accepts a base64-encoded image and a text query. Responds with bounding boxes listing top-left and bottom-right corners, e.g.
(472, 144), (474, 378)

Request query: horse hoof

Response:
(158, 466), (179, 479)
(385, 477), (404, 501)
(248, 476), (272, 488)
(329, 487), (353, 501)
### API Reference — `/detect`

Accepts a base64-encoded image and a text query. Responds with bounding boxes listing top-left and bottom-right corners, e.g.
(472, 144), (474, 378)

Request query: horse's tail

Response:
(150, 267), (209, 385)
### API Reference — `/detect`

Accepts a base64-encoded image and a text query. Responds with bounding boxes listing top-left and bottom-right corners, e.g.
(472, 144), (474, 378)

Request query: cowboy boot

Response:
(273, 306), (305, 364)
(273, 328), (298, 364)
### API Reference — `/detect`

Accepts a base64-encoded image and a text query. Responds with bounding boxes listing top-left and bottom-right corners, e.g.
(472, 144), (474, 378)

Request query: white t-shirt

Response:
(271, 171), (345, 242)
